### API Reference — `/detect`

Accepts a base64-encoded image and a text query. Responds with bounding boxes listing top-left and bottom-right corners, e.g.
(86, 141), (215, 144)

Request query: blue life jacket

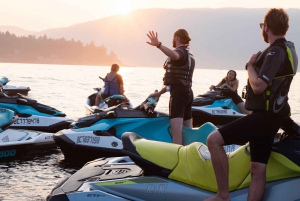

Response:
(103, 74), (121, 96)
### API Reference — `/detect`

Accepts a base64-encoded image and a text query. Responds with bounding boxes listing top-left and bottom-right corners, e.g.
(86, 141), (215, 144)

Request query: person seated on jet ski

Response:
(146, 29), (195, 145)
(94, 63), (125, 108)
(209, 70), (251, 115)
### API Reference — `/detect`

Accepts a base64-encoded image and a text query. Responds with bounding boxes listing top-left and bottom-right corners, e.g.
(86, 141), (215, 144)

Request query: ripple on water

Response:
(0, 150), (81, 201)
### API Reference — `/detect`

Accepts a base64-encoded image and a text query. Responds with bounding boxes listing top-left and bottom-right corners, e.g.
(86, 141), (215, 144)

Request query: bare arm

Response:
(221, 81), (238, 92)
(148, 86), (167, 99)
(209, 80), (224, 91)
(120, 84), (125, 94)
(146, 31), (180, 60)
(247, 64), (268, 94)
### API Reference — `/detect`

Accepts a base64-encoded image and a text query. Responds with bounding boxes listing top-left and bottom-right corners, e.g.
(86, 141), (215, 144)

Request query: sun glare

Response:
(114, 0), (133, 15)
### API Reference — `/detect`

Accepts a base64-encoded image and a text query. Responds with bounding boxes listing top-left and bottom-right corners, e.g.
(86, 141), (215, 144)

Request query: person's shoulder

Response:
(116, 73), (123, 82)
(174, 48), (186, 55)
(265, 46), (286, 58)
(268, 45), (285, 52)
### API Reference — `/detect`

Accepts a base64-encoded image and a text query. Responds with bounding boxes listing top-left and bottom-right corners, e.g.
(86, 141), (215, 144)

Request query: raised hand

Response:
(146, 31), (159, 46)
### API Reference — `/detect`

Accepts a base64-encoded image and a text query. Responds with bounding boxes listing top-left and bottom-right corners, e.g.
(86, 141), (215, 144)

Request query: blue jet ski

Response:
(0, 92), (73, 133)
(192, 87), (245, 127)
(54, 96), (240, 163)
(0, 76), (30, 96)
(0, 108), (56, 160)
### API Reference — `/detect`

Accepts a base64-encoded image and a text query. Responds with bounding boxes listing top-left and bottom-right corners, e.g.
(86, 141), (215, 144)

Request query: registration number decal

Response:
(77, 136), (100, 144)
(212, 110), (227, 115)
(13, 118), (40, 125)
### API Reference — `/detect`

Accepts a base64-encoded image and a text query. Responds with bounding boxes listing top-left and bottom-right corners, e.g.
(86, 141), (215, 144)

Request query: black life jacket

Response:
(245, 39), (298, 115)
(163, 47), (195, 87)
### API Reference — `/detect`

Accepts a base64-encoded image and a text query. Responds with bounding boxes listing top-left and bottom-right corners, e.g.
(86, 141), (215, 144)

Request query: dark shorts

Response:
(101, 93), (110, 99)
(169, 85), (194, 120)
(223, 91), (243, 105)
(230, 92), (243, 105)
(218, 111), (283, 164)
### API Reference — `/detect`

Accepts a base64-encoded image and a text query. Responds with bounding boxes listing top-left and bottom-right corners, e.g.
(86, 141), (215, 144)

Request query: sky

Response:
(1, 0), (300, 31)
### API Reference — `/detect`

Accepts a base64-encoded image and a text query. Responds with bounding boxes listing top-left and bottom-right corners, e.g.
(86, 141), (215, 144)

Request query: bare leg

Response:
(204, 131), (230, 201)
(183, 118), (193, 128)
(170, 117), (183, 145)
(247, 162), (267, 201)
(95, 93), (102, 106)
(237, 102), (252, 115)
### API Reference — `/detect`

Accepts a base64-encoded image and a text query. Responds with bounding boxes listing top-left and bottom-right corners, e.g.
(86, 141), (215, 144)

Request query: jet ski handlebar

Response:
(213, 86), (229, 91)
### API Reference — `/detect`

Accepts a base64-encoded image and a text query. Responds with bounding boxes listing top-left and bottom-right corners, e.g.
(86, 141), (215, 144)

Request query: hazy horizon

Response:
(1, 6), (300, 69)
(1, 0), (300, 31)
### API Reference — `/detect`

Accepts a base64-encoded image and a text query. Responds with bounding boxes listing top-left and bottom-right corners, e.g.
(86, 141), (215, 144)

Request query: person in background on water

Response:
(209, 70), (251, 114)
(205, 8), (298, 201)
(146, 29), (195, 145)
(94, 63), (125, 107)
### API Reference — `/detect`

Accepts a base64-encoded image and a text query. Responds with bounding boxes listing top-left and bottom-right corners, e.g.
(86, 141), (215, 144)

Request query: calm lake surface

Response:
(0, 63), (299, 201)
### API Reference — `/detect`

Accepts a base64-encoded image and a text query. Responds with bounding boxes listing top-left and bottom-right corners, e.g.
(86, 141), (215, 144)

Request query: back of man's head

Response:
(264, 8), (289, 36)
(111, 63), (120, 72)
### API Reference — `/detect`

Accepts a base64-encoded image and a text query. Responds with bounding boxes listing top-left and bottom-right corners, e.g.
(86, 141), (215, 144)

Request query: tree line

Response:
(0, 31), (122, 66)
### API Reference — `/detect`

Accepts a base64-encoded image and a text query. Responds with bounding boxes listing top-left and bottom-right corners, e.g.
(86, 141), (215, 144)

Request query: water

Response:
(0, 63), (299, 200)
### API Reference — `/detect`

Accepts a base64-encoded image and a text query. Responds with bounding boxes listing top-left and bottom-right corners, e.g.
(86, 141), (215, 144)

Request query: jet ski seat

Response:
(0, 108), (18, 131)
(123, 132), (300, 193)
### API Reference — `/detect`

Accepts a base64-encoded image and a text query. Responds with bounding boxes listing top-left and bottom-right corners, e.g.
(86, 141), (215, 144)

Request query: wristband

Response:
(245, 62), (253, 70)
(156, 42), (162, 48)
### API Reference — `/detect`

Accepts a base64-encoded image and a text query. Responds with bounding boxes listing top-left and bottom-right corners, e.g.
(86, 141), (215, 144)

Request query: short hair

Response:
(111, 63), (120, 72)
(174, 29), (191, 44)
(264, 8), (289, 36)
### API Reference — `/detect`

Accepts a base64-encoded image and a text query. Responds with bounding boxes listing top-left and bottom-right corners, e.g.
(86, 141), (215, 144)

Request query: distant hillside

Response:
(0, 26), (35, 36)
(33, 8), (300, 69)
(0, 31), (122, 66)
(3, 8), (300, 69)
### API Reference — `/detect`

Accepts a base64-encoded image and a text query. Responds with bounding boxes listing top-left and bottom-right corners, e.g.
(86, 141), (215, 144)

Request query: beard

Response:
(262, 29), (268, 43)
(172, 38), (176, 48)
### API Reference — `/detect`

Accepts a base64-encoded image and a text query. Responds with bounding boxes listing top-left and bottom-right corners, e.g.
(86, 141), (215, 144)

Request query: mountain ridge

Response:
(1, 8), (300, 69)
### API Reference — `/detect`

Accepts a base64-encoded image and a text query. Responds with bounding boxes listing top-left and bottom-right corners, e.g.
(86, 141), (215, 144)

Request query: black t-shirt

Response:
(257, 45), (287, 85)
(172, 47), (188, 67)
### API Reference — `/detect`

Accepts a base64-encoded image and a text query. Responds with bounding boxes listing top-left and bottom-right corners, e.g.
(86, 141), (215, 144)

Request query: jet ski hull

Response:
(46, 157), (300, 201)
(0, 93), (73, 132)
(54, 130), (124, 161)
(0, 129), (57, 160)
(9, 114), (73, 133)
(0, 142), (57, 160)
(192, 107), (244, 127)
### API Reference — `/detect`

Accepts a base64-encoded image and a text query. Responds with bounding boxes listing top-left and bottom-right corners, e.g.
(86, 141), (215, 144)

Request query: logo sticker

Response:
(267, 52), (275, 56)
(2, 135), (9, 142)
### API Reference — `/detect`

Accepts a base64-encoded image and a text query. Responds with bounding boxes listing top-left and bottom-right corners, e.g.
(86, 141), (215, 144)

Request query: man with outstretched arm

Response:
(146, 29), (195, 145)
(205, 8), (298, 201)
